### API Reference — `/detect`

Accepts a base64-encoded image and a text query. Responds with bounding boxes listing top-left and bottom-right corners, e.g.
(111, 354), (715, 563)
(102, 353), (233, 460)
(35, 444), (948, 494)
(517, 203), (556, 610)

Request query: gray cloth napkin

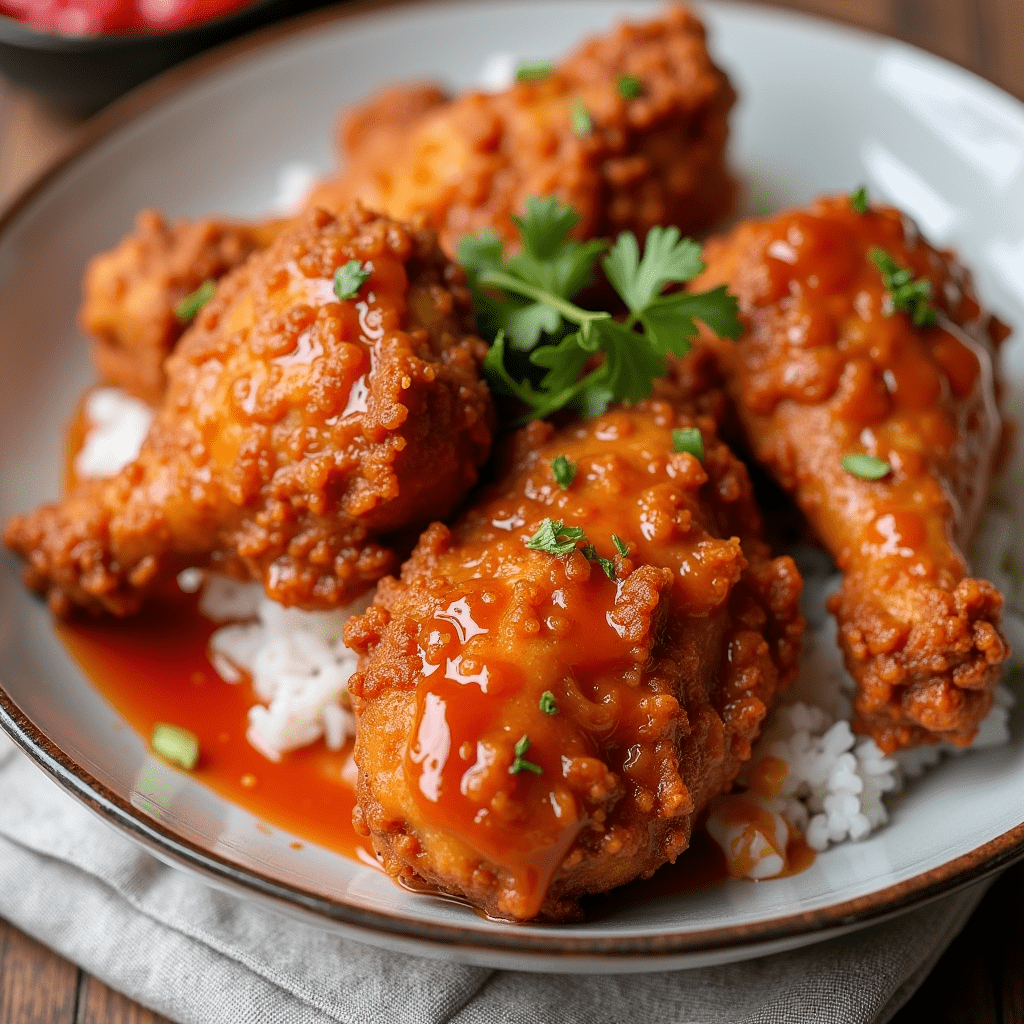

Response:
(0, 736), (984, 1024)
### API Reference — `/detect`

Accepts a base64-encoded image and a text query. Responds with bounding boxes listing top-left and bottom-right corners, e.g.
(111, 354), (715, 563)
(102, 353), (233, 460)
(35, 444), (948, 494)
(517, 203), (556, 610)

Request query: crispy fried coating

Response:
(690, 195), (1012, 752)
(309, 4), (735, 256)
(344, 393), (803, 920)
(6, 206), (494, 616)
(81, 210), (287, 404)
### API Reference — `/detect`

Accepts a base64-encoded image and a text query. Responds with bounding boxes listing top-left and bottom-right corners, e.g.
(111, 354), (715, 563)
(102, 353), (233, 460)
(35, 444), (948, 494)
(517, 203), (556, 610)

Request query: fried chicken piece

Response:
(77, 8), (733, 405)
(344, 394), (803, 920)
(689, 195), (1012, 752)
(6, 206), (494, 617)
(81, 210), (287, 404)
(309, 4), (735, 257)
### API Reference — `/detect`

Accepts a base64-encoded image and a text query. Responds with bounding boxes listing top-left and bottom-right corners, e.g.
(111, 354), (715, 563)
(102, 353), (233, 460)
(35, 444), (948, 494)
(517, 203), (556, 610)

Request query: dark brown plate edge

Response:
(0, 0), (1023, 965)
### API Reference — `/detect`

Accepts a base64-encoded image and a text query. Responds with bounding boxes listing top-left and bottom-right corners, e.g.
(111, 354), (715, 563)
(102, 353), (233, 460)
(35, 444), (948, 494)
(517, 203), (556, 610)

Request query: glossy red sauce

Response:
(57, 592), (375, 864)
(0, 0), (256, 36)
(56, 591), (822, 905)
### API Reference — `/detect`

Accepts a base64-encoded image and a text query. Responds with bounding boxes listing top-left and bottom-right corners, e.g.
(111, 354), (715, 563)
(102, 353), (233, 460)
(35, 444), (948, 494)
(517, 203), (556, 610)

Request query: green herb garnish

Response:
(525, 518), (586, 557)
(582, 544), (616, 580)
(869, 247), (938, 327)
(460, 197), (742, 423)
(526, 517), (620, 579)
(851, 187), (869, 215)
(672, 427), (704, 460)
(174, 279), (216, 324)
(539, 691), (559, 715)
(516, 62), (551, 82)
(510, 734), (543, 775)
(570, 100), (593, 136)
(334, 260), (372, 301)
(612, 534), (629, 557)
(616, 73), (643, 99)
(551, 455), (577, 489)
(842, 454), (892, 480)
(152, 723), (200, 770)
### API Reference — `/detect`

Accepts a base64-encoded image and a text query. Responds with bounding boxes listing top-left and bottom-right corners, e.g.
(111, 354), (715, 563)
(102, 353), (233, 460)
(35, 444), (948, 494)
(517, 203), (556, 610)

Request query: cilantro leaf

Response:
(462, 198), (741, 422)
(525, 518), (586, 557)
(603, 226), (705, 314)
(570, 100), (593, 136)
(616, 73), (643, 99)
(512, 196), (580, 261)
(539, 691), (558, 715)
(869, 247), (938, 327)
(851, 187), (869, 214)
(334, 260), (372, 301)
(510, 734), (543, 775)
(582, 544), (616, 580)
(551, 455), (577, 489)
(612, 535), (629, 557)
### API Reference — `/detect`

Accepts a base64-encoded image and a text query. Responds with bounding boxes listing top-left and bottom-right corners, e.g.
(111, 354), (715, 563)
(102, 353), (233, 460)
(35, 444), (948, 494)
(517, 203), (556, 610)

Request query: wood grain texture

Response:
(0, 917), (79, 1024)
(76, 976), (169, 1024)
(0, 1), (1022, 1022)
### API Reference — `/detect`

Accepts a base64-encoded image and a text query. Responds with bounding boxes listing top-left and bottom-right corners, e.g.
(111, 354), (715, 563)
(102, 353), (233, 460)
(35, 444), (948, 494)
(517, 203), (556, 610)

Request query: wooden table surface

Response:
(1, 0), (1023, 1020)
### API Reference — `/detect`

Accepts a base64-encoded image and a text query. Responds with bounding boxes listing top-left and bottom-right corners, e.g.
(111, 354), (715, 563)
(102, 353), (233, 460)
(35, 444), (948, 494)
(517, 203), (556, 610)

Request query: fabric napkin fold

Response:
(0, 735), (984, 1024)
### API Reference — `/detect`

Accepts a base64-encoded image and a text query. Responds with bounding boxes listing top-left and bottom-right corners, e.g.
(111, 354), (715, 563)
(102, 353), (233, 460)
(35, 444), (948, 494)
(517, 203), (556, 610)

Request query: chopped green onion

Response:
(612, 534), (629, 557)
(334, 260), (372, 301)
(672, 427), (704, 460)
(551, 455), (577, 489)
(516, 62), (551, 82)
(842, 454), (892, 480)
(510, 734), (543, 775)
(616, 73), (644, 99)
(174, 279), (216, 324)
(851, 187), (869, 215)
(539, 691), (558, 715)
(569, 100), (593, 136)
(152, 723), (200, 770)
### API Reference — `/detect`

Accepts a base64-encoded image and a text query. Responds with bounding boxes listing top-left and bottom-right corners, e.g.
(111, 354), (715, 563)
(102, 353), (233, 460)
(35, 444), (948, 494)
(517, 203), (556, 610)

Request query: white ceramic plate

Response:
(1, 0), (1023, 973)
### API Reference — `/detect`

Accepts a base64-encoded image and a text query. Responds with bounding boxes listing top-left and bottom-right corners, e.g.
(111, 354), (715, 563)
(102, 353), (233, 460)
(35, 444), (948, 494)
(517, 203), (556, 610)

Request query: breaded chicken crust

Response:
(309, 4), (736, 256)
(81, 210), (286, 404)
(76, 6), (735, 405)
(344, 393), (803, 920)
(6, 206), (494, 616)
(690, 195), (1012, 752)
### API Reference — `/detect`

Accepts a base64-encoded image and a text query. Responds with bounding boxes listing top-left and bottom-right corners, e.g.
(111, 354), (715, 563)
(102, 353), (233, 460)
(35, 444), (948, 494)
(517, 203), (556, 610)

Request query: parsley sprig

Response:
(458, 197), (742, 422)
(869, 247), (938, 327)
(525, 517), (618, 580)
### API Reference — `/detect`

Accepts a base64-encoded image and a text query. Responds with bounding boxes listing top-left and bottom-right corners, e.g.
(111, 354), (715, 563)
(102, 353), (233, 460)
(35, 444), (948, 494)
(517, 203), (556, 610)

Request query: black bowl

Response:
(0, 0), (334, 113)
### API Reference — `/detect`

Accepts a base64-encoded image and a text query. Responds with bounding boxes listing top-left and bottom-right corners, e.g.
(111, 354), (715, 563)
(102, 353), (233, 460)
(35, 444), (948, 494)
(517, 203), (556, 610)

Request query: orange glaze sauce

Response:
(697, 197), (1000, 579)
(56, 592), (375, 864)
(347, 401), (812, 921)
(57, 590), (813, 908)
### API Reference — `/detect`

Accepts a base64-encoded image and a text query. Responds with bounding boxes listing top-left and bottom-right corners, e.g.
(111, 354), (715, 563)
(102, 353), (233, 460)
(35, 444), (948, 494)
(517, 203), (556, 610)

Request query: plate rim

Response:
(1, 0), (1023, 966)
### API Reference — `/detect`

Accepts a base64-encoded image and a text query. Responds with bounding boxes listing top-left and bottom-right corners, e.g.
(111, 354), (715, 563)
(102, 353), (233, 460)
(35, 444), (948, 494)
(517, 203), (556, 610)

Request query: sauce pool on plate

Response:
(57, 588), (813, 906)
(56, 592), (375, 865)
